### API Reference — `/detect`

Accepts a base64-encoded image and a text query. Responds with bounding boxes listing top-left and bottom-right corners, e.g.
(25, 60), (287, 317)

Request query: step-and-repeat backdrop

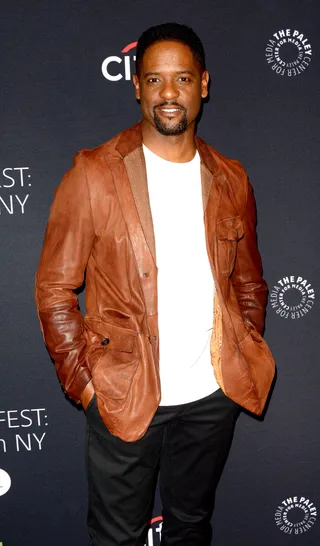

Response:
(1, 1), (319, 544)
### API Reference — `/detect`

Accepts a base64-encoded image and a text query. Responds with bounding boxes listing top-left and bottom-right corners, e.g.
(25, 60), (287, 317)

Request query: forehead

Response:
(141, 40), (199, 73)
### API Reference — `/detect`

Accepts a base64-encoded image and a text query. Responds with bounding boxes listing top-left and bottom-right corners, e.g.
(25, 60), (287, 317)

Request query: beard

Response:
(153, 104), (188, 136)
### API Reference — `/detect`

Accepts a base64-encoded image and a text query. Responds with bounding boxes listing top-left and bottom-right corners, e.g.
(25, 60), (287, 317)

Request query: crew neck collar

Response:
(142, 144), (199, 165)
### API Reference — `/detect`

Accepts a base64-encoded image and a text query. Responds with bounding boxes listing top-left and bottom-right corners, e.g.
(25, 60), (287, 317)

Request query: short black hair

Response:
(135, 22), (206, 76)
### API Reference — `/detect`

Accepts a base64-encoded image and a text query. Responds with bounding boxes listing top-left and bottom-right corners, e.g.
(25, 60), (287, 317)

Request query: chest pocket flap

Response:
(216, 216), (244, 276)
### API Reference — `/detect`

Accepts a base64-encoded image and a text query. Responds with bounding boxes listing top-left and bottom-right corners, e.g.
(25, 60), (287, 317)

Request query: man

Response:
(35, 23), (274, 546)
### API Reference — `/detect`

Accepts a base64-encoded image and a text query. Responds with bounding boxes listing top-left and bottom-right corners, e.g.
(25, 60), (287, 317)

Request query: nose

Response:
(159, 78), (179, 101)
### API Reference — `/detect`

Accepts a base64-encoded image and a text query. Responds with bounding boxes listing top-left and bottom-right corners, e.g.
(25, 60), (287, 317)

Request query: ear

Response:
(201, 70), (210, 99)
(132, 73), (141, 100)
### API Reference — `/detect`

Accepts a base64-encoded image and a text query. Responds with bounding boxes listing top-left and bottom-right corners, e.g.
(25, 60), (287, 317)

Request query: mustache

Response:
(154, 102), (186, 110)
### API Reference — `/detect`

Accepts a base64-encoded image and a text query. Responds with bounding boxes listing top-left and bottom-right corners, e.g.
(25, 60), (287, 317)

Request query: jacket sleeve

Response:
(231, 177), (268, 335)
(35, 151), (94, 402)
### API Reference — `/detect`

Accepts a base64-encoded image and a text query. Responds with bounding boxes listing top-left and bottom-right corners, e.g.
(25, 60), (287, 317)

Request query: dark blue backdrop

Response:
(1, 1), (319, 544)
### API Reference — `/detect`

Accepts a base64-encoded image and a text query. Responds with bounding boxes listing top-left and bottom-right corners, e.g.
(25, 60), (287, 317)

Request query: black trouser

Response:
(86, 388), (239, 546)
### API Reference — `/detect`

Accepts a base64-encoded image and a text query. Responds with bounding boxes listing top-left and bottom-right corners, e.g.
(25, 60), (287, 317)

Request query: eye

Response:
(147, 77), (160, 84)
(178, 76), (191, 82)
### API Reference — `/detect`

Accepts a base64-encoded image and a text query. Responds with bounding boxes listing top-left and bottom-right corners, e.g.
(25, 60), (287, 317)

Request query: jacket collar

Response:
(115, 121), (218, 176)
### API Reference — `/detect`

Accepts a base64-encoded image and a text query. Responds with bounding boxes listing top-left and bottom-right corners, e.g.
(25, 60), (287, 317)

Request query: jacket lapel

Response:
(197, 136), (216, 210)
(109, 124), (157, 318)
(123, 147), (156, 264)
(196, 135), (223, 220)
(196, 137), (230, 287)
(115, 123), (156, 266)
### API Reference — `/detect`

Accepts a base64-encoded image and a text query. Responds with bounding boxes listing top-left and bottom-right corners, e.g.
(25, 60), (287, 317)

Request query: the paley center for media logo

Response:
(275, 495), (317, 535)
(265, 29), (312, 76)
(270, 275), (315, 319)
(102, 41), (137, 82)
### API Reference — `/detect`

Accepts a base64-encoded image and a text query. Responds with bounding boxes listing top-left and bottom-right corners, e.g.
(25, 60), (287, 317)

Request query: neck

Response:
(141, 120), (197, 163)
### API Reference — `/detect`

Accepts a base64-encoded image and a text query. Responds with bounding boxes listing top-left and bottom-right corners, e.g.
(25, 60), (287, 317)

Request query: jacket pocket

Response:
(84, 319), (140, 401)
(216, 216), (244, 276)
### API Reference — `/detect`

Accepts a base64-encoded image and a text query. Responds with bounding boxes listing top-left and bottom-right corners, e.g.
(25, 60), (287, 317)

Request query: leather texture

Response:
(35, 122), (275, 441)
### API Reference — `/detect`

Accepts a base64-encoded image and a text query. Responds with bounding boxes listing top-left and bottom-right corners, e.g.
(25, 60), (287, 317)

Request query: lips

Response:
(156, 105), (184, 117)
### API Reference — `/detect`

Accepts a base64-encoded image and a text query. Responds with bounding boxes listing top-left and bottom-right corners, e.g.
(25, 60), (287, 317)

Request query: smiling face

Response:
(133, 40), (209, 137)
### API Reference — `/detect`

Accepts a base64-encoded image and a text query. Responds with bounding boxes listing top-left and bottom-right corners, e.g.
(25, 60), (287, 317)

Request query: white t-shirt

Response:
(143, 144), (220, 405)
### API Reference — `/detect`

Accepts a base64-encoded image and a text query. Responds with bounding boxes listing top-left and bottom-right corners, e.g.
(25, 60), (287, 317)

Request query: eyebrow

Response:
(144, 70), (196, 77)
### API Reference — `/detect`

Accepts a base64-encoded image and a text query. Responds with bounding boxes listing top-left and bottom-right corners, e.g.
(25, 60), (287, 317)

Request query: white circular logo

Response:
(275, 496), (317, 535)
(0, 469), (11, 496)
(144, 516), (163, 546)
(270, 275), (315, 319)
(265, 29), (312, 76)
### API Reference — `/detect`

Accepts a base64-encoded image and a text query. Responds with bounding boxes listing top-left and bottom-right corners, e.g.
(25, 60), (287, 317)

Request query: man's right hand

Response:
(80, 380), (95, 411)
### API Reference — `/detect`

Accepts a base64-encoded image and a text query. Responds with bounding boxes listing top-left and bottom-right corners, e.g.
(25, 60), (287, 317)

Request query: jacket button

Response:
(143, 272), (149, 278)
(101, 337), (110, 346)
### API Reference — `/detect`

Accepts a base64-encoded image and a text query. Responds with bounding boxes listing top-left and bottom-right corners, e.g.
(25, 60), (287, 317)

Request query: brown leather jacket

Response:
(35, 122), (274, 441)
